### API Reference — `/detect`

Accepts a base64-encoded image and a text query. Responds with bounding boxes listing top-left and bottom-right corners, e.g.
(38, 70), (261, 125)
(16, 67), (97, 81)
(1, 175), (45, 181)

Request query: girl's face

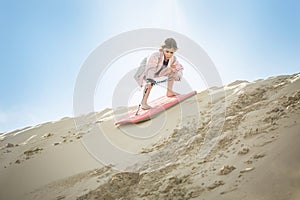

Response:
(163, 48), (176, 60)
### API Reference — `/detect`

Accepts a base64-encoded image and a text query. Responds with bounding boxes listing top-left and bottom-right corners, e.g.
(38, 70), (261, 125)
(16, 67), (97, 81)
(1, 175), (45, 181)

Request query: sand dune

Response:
(0, 73), (300, 200)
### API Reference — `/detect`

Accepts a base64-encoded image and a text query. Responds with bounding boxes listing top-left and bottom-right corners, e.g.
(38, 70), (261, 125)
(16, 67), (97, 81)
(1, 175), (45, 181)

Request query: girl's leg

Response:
(158, 68), (179, 97)
(141, 83), (152, 109)
(167, 78), (180, 97)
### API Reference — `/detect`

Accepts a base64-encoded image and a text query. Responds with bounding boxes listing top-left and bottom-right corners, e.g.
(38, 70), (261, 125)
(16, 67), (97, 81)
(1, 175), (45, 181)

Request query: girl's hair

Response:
(161, 38), (178, 50)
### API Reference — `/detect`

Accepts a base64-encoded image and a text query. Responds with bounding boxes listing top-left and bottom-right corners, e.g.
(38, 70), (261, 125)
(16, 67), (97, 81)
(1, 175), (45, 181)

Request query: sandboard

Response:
(115, 91), (197, 125)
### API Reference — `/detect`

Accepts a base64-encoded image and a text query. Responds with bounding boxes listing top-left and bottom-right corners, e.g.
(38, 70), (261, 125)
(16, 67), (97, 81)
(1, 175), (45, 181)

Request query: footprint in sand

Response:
(219, 165), (236, 175)
(42, 133), (53, 138)
(238, 147), (250, 155)
(253, 153), (266, 159)
(1, 143), (18, 153)
(23, 147), (43, 160)
(5, 143), (15, 148)
(244, 153), (266, 164)
(207, 180), (225, 190)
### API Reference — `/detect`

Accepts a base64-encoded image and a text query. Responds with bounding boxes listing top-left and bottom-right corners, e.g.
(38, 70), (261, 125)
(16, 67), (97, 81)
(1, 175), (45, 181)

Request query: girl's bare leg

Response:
(167, 78), (180, 97)
(159, 68), (180, 97)
(141, 84), (152, 109)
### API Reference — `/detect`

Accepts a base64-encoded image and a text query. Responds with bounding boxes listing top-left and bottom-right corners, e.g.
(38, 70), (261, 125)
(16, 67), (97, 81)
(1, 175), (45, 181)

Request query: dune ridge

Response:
(0, 73), (300, 200)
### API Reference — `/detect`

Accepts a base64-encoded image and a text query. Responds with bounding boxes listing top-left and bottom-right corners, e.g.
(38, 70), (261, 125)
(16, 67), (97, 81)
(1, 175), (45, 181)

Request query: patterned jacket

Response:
(134, 50), (184, 87)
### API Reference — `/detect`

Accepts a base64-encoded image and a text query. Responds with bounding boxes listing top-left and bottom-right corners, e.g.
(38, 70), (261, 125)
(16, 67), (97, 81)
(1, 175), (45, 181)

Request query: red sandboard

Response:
(115, 91), (197, 125)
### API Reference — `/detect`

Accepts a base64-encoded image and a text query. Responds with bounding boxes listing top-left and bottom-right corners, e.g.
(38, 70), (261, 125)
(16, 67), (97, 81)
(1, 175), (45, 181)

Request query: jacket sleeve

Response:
(144, 52), (159, 80)
(171, 57), (184, 80)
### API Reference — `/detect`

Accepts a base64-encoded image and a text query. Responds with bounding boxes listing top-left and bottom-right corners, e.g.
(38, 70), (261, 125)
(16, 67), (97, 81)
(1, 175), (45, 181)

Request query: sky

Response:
(0, 0), (299, 133)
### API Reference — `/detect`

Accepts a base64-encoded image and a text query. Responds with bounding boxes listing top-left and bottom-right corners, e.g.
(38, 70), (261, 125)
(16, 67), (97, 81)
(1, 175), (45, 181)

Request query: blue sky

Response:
(0, 0), (299, 133)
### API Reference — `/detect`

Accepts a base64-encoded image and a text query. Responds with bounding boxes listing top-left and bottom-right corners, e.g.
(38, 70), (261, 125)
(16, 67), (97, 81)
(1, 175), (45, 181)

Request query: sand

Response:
(0, 73), (299, 200)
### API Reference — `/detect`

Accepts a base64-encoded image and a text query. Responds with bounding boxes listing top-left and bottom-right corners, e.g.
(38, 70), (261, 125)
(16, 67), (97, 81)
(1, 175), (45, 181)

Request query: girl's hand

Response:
(170, 65), (177, 72)
(171, 63), (183, 72)
(167, 66), (176, 73)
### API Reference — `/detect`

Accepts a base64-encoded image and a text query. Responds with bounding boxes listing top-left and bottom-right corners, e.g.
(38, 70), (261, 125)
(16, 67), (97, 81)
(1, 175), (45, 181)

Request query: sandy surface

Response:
(0, 73), (299, 200)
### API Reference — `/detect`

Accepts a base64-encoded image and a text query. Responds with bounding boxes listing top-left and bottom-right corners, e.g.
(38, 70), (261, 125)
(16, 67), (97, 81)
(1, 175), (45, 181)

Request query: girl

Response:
(136, 38), (184, 110)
